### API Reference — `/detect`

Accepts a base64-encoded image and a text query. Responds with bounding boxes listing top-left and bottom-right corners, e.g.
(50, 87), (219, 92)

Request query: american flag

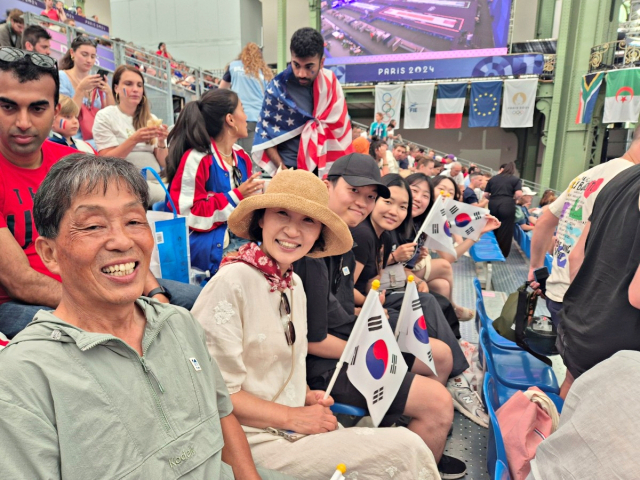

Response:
(252, 66), (353, 178)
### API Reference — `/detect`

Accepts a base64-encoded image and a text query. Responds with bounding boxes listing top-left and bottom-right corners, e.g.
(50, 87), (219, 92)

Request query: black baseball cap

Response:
(327, 153), (390, 198)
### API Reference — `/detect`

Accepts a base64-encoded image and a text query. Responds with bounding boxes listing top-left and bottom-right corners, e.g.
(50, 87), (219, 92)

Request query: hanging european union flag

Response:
(469, 81), (502, 127)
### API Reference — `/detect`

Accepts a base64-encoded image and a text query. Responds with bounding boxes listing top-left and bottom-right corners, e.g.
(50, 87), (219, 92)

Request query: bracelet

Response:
(156, 145), (167, 149)
(391, 252), (398, 263)
(382, 164), (389, 167)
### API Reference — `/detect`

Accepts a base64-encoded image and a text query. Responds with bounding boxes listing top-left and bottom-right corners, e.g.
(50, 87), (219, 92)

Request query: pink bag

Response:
(496, 386), (559, 480)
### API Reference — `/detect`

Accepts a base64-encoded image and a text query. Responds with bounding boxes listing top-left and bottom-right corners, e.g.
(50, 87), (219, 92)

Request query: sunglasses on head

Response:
(0, 47), (57, 70)
(279, 292), (296, 346)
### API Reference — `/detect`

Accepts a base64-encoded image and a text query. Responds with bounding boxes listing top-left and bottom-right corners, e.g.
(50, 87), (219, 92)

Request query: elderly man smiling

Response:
(0, 154), (293, 480)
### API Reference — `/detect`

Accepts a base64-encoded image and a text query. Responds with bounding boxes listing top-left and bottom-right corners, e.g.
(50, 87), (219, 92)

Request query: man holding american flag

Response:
(252, 28), (353, 178)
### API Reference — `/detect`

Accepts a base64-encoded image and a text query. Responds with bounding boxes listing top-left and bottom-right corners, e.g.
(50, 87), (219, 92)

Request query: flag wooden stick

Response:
(394, 275), (414, 338)
(323, 280), (382, 400)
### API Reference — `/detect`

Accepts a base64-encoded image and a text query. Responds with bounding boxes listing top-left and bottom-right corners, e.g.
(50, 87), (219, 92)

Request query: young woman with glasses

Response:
(191, 169), (439, 479)
(59, 36), (114, 140)
(166, 89), (266, 278)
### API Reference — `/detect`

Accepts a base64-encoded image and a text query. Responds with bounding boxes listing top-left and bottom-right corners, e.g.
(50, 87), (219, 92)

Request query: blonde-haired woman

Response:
(93, 65), (168, 204)
(220, 42), (273, 152)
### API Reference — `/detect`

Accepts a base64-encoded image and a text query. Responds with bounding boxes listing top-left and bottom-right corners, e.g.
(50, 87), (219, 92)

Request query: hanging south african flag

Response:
(468, 81), (502, 128)
(575, 72), (604, 124)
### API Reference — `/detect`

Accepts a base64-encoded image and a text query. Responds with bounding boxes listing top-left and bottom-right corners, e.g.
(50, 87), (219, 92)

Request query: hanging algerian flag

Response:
(413, 195), (457, 259)
(442, 198), (489, 241)
(575, 72), (604, 124)
(468, 81), (502, 128)
(603, 69), (640, 123)
(395, 277), (437, 376)
(501, 78), (538, 128)
(435, 83), (467, 129)
(324, 281), (408, 427)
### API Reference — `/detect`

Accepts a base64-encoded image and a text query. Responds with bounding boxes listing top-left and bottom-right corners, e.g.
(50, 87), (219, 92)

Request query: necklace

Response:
(218, 149), (233, 157)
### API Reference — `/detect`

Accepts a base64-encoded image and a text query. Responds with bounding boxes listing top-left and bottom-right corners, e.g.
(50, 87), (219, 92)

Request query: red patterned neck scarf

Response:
(220, 242), (294, 292)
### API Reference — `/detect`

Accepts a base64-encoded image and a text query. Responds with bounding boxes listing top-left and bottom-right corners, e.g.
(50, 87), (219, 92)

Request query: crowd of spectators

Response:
(0, 11), (638, 480)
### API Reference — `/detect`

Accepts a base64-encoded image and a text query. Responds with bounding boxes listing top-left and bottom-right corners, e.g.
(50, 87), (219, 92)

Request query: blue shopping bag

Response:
(142, 168), (190, 283)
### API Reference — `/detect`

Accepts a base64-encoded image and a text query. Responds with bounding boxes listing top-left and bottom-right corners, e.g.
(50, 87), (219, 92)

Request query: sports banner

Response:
(501, 78), (538, 128)
(404, 83), (435, 129)
(575, 72), (604, 124)
(603, 69), (640, 123)
(375, 84), (403, 128)
(469, 81), (502, 128)
(396, 278), (437, 376)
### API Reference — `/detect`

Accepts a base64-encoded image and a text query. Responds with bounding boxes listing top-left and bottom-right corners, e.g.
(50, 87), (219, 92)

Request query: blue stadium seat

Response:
(544, 253), (553, 274)
(484, 372), (509, 479)
(470, 232), (506, 290)
(151, 201), (166, 211)
(494, 460), (511, 480)
(474, 279), (520, 351)
(480, 328), (560, 394)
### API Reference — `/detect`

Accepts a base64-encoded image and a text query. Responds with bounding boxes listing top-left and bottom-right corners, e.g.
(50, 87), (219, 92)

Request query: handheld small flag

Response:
(324, 280), (408, 427)
(413, 196), (457, 259)
(442, 198), (489, 241)
(395, 276), (437, 376)
(329, 464), (347, 480)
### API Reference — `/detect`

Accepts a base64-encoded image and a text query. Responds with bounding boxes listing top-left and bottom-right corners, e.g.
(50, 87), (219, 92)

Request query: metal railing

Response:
(588, 39), (627, 72)
(22, 12), (226, 125)
(352, 121), (556, 195)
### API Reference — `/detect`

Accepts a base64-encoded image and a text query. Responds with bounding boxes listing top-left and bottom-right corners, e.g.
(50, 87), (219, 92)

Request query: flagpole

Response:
(323, 280), (382, 400)
(394, 275), (415, 338)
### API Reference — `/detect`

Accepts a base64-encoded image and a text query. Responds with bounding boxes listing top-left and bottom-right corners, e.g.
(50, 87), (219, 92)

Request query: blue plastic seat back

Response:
(484, 372), (509, 479)
(544, 253), (553, 274)
(495, 460), (511, 480)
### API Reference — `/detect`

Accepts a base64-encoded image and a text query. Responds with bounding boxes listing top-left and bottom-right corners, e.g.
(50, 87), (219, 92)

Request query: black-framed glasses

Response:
(280, 292), (296, 346)
(0, 47), (57, 71)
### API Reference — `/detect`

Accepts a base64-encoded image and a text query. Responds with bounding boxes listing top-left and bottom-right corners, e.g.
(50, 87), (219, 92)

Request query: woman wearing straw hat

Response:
(191, 170), (439, 480)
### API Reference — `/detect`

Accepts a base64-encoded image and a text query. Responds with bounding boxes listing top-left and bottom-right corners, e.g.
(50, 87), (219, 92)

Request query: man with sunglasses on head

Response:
(294, 153), (467, 479)
(0, 48), (200, 340)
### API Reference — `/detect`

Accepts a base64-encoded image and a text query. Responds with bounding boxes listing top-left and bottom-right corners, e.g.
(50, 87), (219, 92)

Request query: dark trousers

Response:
(489, 196), (516, 257)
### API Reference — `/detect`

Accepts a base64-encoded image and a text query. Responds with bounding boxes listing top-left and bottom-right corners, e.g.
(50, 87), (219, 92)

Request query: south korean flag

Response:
(395, 277), (437, 376)
(442, 198), (489, 241)
(345, 286), (408, 426)
(413, 195), (457, 259)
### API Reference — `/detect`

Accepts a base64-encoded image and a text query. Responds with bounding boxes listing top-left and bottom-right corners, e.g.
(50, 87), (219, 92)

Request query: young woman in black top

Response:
(484, 161), (523, 256)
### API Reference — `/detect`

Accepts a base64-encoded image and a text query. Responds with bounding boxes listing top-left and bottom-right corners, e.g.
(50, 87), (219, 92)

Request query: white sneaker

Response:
(447, 376), (489, 428)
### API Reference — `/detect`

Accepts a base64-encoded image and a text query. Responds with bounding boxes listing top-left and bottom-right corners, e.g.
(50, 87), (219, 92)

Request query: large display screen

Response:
(322, 0), (512, 66)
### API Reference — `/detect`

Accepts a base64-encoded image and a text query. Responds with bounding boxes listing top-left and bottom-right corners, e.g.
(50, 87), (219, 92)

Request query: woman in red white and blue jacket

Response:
(166, 89), (265, 278)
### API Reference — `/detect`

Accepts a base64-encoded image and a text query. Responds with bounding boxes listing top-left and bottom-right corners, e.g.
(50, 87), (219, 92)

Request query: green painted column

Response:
(309, 0), (321, 31)
(277, 0), (287, 72)
(536, 0), (557, 38)
(539, 0), (621, 190)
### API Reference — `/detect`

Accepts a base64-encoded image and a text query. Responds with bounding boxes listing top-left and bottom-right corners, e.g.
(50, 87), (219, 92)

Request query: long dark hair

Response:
(166, 89), (239, 183)
(406, 173), (434, 233)
(376, 174), (414, 242)
(431, 175), (462, 201)
(500, 161), (517, 176)
(59, 35), (97, 70)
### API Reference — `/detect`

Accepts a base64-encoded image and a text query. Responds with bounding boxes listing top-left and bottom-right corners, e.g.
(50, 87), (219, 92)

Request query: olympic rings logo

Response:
(381, 92), (396, 121)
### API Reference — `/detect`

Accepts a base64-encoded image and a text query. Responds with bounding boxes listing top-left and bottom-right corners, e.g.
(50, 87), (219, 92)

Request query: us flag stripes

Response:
(252, 66), (353, 178)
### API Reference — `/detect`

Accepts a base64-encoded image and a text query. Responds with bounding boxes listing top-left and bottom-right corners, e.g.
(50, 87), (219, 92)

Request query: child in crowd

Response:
(48, 95), (96, 154)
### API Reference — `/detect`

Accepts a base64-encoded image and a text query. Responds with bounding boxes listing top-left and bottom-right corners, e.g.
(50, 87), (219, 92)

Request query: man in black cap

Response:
(295, 153), (467, 479)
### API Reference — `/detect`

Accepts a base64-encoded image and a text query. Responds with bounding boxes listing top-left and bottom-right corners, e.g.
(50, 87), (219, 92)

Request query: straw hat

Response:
(227, 169), (353, 258)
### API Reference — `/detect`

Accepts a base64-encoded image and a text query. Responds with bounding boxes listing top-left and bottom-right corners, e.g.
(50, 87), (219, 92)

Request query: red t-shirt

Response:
(41, 9), (60, 21)
(0, 140), (76, 304)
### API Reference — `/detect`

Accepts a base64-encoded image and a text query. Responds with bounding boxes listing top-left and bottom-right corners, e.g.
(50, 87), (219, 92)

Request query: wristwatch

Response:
(146, 285), (172, 301)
